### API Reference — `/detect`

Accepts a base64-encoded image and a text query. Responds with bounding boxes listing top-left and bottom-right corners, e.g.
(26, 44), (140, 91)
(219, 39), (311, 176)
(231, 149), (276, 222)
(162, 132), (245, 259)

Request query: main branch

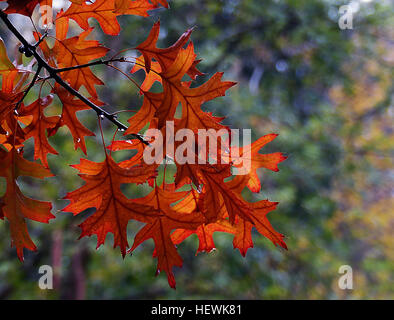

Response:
(0, 10), (148, 145)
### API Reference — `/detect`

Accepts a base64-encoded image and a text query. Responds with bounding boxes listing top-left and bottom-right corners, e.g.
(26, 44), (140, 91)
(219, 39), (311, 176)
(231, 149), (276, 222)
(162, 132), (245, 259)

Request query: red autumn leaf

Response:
(135, 21), (201, 77)
(171, 189), (236, 254)
(53, 19), (109, 97)
(56, 0), (156, 36)
(127, 23), (225, 136)
(107, 138), (147, 168)
(125, 90), (163, 134)
(0, 90), (21, 125)
(19, 96), (59, 168)
(50, 85), (98, 154)
(1, 0), (51, 17)
(219, 173), (287, 249)
(113, 0), (169, 15)
(0, 37), (19, 92)
(130, 186), (205, 288)
(0, 148), (54, 260)
(0, 89), (32, 150)
(227, 133), (287, 192)
(171, 171), (286, 256)
(63, 153), (158, 256)
(174, 162), (287, 249)
(129, 38), (234, 131)
(171, 220), (235, 255)
(131, 55), (162, 93)
(231, 216), (254, 257)
(114, 0), (131, 13)
(175, 69), (236, 133)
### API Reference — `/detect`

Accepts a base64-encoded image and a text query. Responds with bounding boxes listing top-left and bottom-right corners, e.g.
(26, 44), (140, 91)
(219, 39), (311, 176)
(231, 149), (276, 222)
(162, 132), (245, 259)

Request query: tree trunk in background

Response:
(51, 230), (63, 292)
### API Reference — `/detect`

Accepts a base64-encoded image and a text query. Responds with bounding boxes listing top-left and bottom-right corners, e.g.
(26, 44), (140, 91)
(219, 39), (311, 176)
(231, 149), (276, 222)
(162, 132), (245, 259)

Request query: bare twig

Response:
(33, 31), (48, 48)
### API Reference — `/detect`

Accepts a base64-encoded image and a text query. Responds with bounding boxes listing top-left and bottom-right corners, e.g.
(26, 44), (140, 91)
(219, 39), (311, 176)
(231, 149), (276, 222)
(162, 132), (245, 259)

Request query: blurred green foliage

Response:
(0, 0), (393, 299)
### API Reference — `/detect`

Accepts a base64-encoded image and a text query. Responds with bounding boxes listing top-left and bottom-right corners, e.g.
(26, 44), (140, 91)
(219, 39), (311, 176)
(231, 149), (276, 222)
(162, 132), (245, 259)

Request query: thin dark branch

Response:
(55, 57), (127, 73)
(33, 31), (48, 48)
(0, 10), (148, 145)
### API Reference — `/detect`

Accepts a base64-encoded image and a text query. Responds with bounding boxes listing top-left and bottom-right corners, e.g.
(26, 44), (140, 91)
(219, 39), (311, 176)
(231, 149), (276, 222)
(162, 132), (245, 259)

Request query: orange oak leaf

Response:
(114, 0), (158, 14)
(0, 38), (30, 147)
(19, 96), (59, 168)
(131, 55), (162, 93)
(229, 174), (283, 255)
(53, 21), (109, 98)
(56, 0), (156, 36)
(130, 186), (205, 288)
(0, 90), (21, 125)
(167, 44), (232, 131)
(175, 70), (236, 132)
(247, 200), (287, 249)
(63, 154), (158, 256)
(135, 21), (202, 77)
(131, 54), (203, 94)
(174, 162), (287, 250)
(228, 134), (287, 192)
(171, 178), (285, 256)
(1, 124), (32, 153)
(1, 0), (52, 17)
(0, 148), (54, 260)
(127, 24), (226, 137)
(130, 42), (234, 130)
(171, 220), (235, 255)
(114, 0), (130, 13)
(224, 175), (254, 256)
(232, 216), (254, 257)
(0, 92), (26, 150)
(0, 37), (19, 93)
(125, 90), (162, 134)
(107, 138), (147, 168)
(49, 85), (97, 154)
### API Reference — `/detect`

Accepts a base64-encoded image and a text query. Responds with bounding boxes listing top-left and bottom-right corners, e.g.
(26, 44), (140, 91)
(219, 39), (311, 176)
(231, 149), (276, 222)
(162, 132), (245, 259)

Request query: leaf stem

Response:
(55, 57), (126, 73)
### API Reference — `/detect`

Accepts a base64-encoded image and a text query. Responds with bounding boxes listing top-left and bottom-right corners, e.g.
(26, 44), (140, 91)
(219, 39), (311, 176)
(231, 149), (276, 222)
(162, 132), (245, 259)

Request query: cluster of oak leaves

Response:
(0, 0), (287, 288)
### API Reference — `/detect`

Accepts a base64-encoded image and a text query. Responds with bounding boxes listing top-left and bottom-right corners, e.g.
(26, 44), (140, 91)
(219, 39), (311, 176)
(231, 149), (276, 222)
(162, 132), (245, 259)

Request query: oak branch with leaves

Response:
(0, 0), (286, 288)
